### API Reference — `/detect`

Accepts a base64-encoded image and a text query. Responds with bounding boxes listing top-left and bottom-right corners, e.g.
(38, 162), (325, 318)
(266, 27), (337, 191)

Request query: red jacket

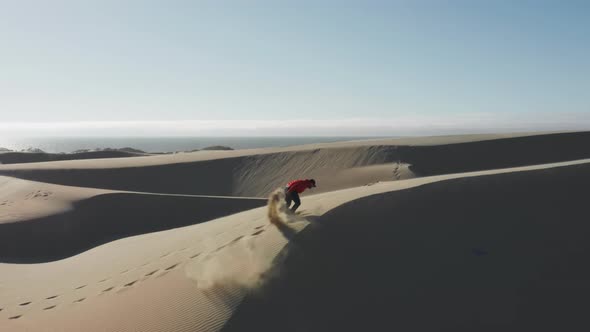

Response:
(286, 179), (314, 194)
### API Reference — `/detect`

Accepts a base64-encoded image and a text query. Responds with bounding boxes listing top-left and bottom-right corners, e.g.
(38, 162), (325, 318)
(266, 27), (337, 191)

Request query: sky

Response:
(0, 0), (589, 136)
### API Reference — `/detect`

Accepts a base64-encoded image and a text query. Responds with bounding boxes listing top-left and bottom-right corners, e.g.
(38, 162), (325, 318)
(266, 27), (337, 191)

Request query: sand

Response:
(0, 131), (589, 331)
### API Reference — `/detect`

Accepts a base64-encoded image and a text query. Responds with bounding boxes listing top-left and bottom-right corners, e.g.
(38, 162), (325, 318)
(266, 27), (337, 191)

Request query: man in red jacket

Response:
(284, 179), (316, 212)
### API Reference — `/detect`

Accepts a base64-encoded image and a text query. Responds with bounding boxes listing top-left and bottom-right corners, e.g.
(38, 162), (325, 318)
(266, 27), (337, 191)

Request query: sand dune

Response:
(0, 175), (109, 224)
(0, 132), (588, 197)
(0, 192), (265, 263)
(224, 161), (590, 332)
(1, 156), (589, 331)
(0, 132), (589, 331)
(0, 175), (265, 263)
(0, 192), (306, 332)
(0, 146), (410, 197)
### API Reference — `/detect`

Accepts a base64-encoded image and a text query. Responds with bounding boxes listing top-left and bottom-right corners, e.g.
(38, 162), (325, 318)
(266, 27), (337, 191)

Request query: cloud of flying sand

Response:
(185, 188), (302, 291)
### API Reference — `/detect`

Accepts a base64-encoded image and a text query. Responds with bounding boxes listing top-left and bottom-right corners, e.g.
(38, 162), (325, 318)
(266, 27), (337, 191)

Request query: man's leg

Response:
(285, 190), (293, 209)
(291, 192), (301, 212)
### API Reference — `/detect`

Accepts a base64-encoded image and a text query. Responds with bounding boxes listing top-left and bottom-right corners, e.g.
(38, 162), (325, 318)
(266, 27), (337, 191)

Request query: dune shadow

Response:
(223, 162), (590, 332)
(398, 131), (590, 175)
(273, 220), (298, 240)
(0, 193), (265, 263)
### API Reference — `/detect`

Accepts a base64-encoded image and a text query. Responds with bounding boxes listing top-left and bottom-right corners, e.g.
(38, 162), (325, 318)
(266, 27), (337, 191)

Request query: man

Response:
(284, 179), (316, 212)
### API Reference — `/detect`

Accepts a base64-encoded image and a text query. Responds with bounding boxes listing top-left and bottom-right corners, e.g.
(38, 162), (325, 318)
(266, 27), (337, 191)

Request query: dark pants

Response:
(285, 188), (301, 212)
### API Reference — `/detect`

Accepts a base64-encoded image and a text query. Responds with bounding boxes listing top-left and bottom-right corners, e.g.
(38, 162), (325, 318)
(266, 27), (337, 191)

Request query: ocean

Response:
(0, 136), (390, 154)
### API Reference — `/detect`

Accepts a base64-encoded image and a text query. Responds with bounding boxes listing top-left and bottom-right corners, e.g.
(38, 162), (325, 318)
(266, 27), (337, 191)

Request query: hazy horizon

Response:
(1, 116), (588, 138)
(2, 130), (585, 154)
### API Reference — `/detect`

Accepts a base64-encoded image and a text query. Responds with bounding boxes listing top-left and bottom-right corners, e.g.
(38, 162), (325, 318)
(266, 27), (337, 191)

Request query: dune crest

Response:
(2, 132), (590, 198)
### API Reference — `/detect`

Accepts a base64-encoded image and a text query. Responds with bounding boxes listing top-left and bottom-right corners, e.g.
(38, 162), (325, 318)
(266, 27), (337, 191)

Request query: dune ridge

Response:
(1, 132), (589, 198)
(0, 150), (148, 165)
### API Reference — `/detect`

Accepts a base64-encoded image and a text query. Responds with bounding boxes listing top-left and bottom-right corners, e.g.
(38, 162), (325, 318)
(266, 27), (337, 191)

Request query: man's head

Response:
(308, 179), (316, 188)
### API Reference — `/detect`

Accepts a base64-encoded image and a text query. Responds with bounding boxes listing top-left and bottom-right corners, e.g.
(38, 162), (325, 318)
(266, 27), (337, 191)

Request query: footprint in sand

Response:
(25, 190), (53, 200)
(165, 263), (179, 271)
(124, 280), (138, 287)
(228, 236), (244, 245)
(101, 287), (114, 293)
(251, 229), (265, 236)
(213, 236), (245, 252)
(144, 270), (159, 277)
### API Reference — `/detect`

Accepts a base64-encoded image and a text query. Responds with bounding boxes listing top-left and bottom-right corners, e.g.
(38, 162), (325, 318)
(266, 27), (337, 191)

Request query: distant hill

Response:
(0, 148), (148, 164)
(201, 145), (234, 151)
(72, 147), (146, 154)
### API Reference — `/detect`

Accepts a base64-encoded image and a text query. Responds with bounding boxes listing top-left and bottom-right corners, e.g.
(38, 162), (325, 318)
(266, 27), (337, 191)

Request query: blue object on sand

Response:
(471, 248), (489, 256)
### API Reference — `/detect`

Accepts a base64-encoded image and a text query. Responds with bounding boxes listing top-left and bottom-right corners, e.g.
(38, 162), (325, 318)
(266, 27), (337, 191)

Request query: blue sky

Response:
(1, 0), (589, 136)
